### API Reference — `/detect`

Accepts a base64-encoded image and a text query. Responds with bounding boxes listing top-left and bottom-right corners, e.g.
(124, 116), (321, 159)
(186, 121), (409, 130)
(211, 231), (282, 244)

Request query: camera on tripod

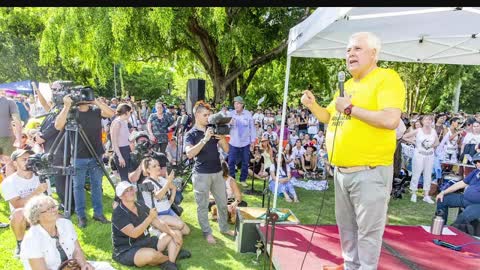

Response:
(51, 81), (95, 106)
(207, 112), (232, 135)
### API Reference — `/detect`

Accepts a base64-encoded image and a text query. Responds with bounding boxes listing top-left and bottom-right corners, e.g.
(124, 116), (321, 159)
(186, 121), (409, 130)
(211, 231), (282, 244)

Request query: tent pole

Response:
(273, 55), (292, 209)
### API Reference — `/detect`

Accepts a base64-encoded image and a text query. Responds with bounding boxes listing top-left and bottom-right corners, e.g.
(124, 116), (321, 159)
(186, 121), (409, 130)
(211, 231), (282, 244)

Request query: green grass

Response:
(0, 177), (436, 270)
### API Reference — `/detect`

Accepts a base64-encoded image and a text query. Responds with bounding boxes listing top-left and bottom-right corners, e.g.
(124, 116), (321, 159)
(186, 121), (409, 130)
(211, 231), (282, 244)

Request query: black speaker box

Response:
(186, 79), (206, 114)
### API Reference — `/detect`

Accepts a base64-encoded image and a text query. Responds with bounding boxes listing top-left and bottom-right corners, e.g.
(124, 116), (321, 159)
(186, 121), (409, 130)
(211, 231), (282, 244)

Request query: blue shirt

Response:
(228, 109), (256, 148)
(16, 101), (29, 123)
(463, 168), (480, 204)
(185, 127), (222, 174)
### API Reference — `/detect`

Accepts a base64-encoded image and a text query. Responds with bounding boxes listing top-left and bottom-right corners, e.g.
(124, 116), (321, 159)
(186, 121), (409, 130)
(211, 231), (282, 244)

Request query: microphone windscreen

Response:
(181, 115), (189, 125)
(338, 71), (346, 82)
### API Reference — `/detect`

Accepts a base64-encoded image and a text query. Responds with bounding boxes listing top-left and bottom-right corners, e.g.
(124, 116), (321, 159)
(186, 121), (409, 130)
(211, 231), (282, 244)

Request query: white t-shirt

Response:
(263, 131), (278, 145)
(263, 116), (275, 130)
(289, 134), (299, 146)
(20, 218), (114, 270)
(253, 113), (264, 123)
(141, 177), (172, 213)
(307, 116), (319, 134)
(1, 173), (52, 213)
(462, 132), (480, 146)
(292, 146), (306, 160)
(313, 134), (324, 147)
(20, 218), (77, 270)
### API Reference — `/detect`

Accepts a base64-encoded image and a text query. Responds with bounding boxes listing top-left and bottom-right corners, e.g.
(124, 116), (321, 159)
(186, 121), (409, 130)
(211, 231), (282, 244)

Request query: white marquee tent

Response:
(272, 7), (480, 207)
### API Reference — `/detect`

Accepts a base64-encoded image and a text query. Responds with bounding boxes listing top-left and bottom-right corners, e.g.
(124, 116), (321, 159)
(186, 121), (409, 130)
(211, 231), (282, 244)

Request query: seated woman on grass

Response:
(248, 145), (269, 180)
(302, 142), (318, 178)
(140, 157), (190, 236)
(269, 154), (299, 203)
(20, 194), (114, 270)
(209, 162), (248, 223)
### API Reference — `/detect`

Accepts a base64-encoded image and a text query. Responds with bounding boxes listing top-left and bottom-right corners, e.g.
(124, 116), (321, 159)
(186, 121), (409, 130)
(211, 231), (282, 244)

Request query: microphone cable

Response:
(299, 109), (342, 270)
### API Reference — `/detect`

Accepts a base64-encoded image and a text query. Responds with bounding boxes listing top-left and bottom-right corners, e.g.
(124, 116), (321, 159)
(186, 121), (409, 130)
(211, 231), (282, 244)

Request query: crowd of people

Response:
(1, 31), (480, 270)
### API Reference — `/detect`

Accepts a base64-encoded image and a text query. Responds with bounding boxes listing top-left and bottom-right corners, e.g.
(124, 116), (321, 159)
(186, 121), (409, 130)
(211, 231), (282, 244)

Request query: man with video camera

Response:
(185, 101), (234, 244)
(54, 94), (115, 228)
(1, 149), (52, 258)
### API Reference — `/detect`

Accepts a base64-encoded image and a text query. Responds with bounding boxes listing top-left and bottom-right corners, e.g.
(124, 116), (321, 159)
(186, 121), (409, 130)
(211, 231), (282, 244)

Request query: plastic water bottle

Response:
(431, 210), (445, 235)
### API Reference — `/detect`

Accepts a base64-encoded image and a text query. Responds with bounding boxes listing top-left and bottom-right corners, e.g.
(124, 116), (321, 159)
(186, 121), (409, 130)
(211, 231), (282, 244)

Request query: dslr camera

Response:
(207, 112), (232, 135)
(137, 182), (155, 193)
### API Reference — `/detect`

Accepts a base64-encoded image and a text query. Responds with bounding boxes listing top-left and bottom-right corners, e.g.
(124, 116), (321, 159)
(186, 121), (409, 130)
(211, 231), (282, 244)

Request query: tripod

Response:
(244, 155), (266, 196)
(262, 183), (278, 270)
(48, 107), (115, 218)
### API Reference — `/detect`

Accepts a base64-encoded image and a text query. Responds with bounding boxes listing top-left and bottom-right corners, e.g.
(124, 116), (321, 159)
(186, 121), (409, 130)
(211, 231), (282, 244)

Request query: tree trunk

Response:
(452, 78), (462, 113)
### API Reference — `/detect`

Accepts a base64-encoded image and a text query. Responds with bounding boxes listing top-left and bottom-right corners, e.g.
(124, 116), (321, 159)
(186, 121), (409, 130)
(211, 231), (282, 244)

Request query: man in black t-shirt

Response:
(55, 94), (115, 228)
(185, 101), (234, 244)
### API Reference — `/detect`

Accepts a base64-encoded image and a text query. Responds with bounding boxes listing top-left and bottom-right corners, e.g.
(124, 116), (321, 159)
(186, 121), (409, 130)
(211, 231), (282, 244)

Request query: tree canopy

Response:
(0, 7), (479, 113)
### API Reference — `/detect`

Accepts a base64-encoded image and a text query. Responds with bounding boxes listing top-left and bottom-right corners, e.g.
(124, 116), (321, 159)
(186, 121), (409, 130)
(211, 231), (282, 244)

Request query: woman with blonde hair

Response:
(20, 194), (113, 270)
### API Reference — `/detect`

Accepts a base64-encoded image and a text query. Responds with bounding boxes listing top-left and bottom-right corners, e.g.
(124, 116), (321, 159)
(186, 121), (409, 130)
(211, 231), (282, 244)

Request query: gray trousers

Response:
(192, 171), (230, 236)
(334, 165), (393, 270)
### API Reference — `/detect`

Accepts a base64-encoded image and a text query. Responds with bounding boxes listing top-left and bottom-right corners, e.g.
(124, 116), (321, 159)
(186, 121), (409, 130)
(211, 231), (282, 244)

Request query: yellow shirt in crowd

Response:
(325, 67), (406, 167)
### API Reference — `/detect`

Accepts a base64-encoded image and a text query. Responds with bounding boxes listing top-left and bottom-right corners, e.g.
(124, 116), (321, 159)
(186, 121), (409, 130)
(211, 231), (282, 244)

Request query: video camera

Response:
(25, 153), (59, 184)
(130, 140), (168, 166)
(51, 81), (95, 106)
(207, 112), (231, 135)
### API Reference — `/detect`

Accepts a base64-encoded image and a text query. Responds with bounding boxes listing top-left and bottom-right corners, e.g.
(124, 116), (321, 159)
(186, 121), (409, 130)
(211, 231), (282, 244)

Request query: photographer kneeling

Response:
(140, 156), (190, 236)
(112, 182), (189, 270)
(0, 149), (52, 258)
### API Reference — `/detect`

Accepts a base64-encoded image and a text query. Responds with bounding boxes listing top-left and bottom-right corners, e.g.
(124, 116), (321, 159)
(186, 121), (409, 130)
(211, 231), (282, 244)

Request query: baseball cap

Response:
(233, 96), (245, 104)
(115, 181), (137, 197)
(130, 131), (150, 142)
(11, 149), (34, 161)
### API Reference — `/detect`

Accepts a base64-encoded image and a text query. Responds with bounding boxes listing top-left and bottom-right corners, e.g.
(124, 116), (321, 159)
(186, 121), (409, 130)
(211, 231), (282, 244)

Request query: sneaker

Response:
(410, 194), (417, 203)
(93, 215), (111, 224)
(0, 222), (9, 228)
(177, 249), (192, 260)
(159, 261), (178, 270)
(240, 182), (248, 188)
(78, 217), (88, 228)
(423, 196), (435, 204)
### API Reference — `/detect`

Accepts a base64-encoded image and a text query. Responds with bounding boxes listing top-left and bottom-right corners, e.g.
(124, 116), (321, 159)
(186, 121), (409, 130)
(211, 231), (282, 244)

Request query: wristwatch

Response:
(344, 104), (354, 116)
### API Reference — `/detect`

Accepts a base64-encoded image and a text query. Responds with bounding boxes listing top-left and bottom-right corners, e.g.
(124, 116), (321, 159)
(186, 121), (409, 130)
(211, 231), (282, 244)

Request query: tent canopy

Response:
(0, 80), (34, 94)
(272, 7), (480, 208)
(288, 7), (480, 65)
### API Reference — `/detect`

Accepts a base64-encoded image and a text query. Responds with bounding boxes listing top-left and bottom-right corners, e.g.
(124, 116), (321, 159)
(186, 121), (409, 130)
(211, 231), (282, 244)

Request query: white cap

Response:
(115, 181), (136, 197)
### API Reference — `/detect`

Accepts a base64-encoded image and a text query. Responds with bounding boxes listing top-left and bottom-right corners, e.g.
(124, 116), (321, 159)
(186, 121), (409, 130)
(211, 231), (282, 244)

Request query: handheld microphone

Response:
(338, 71), (346, 97)
(180, 115), (188, 126)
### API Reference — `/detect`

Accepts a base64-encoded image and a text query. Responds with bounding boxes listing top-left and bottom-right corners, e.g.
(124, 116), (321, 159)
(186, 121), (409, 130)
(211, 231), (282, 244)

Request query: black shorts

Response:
(113, 236), (159, 266)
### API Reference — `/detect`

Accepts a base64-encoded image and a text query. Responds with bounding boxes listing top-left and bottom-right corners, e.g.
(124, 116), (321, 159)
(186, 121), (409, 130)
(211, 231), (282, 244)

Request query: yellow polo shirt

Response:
(325, 68), (406, 167)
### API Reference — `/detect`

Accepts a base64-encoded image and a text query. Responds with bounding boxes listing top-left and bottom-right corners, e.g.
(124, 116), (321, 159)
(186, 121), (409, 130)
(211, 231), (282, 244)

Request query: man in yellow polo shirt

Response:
(302, 32), (406, 270)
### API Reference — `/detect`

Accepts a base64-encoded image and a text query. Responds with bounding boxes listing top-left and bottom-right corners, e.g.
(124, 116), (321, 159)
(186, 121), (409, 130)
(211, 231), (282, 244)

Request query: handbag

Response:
(58, 259), (81, 270)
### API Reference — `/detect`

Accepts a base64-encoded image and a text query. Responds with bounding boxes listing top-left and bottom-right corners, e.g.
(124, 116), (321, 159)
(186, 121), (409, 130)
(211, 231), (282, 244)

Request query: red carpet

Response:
(257, 225), (480, 270)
